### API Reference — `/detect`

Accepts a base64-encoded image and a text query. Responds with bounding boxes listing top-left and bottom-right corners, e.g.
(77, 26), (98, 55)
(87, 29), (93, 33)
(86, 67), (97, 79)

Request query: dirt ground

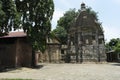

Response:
(0, 63), (120, 80)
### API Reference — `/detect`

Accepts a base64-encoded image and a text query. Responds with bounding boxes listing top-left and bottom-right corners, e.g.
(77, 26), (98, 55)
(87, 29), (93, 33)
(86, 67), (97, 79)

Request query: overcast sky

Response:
(52, 0), (120, 42)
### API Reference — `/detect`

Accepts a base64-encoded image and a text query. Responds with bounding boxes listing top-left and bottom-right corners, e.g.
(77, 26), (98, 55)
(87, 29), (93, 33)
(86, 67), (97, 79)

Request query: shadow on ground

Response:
(32, 65), (44, 69)
(0, 65), (44, 72)
(110, 63), (120, 66)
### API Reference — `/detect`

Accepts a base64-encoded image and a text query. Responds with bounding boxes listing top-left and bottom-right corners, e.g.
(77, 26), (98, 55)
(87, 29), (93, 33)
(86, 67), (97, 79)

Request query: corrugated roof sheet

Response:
(0, 32), (27, 38)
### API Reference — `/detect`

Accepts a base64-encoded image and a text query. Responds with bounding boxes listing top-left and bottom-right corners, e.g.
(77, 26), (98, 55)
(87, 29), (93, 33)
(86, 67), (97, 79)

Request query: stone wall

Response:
(37, 44), (61, 63)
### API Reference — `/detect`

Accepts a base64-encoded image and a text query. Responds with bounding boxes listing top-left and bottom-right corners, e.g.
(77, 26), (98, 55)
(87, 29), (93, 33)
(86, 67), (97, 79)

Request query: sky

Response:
(52, 0), (120, 42)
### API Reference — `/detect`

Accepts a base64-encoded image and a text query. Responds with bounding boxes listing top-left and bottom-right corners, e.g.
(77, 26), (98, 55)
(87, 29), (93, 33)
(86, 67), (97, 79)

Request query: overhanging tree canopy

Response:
(15, 0), (54, 52)
(0, 0), (54, 66)
(0, 0), (20, 35)
(0, 0), (54, 52)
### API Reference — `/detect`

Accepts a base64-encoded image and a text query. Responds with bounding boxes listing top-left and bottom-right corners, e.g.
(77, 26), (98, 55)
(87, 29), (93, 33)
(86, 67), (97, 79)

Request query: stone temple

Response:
(67, 3), (106, 63)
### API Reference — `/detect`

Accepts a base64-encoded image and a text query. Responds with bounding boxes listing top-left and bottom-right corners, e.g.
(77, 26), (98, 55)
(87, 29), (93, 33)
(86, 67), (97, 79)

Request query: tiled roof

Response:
(0, 32), (27, 38)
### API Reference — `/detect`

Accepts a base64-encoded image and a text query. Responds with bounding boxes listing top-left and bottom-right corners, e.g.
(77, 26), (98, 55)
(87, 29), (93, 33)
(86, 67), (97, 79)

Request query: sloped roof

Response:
(47, 38), (60, 44)
(0, 32), (61, 44)
(0, 32), (26, 38)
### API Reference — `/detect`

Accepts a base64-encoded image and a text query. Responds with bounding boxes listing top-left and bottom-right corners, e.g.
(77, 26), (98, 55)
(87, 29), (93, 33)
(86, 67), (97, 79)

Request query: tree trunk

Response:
(31, 49), (37, 67)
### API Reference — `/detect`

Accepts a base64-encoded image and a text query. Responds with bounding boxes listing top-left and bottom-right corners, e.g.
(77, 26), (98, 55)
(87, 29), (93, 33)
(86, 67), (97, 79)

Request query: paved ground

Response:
(0, 63), (120, 80)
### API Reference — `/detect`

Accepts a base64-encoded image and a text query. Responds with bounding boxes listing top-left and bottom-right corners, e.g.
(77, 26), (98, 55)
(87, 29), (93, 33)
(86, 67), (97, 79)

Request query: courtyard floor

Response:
(0, 63), (120, 80)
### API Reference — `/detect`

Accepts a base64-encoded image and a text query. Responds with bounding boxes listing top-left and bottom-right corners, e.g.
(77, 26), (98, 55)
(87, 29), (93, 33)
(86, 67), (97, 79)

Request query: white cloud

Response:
(104, 25), (120, 42)
(52, 8), (64, 30)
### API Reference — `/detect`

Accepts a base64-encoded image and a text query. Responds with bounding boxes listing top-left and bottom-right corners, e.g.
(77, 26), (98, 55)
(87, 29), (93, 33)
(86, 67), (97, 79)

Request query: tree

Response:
(15, 0), (54, 52)
(15, 0), (54, 66)
(52, 9), (78, 44)
(106, 38), (120, 51)
(105, 38), (120, 52)
(115, 43), (120, 53)
(52, 7), (98, 44)
(0, 0), (20, 36)
(106, 38), (120, 57)
(86, 7), (98, 21)
(0, 0), (54, 66)
(109, 39), (119, 47)
(52, 27), (67, 44)
(57, 8), (78, 32)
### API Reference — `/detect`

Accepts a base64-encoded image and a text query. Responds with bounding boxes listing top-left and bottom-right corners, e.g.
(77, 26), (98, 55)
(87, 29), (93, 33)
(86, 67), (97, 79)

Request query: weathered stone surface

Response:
(67, 3), (106, 63)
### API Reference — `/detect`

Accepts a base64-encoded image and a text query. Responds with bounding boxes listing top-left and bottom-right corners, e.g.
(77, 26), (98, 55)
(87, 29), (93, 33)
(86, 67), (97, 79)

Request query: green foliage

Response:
(57, 8), (78, 32)
(109, 38), (119, 47)
(115, 43), (120, 53)
(86, 7), (98, 21)
(105, 43), (111, 51)
(0, 0), (20, 34)
(52, 9), (78, 44)
(106, 38), (120, 53)
(0, 0), (54, 52)
(15, 0), (54, 52)
(53, 7), (99, 45)
(0, 0), (54, 66)
(52, 27), (67, 44)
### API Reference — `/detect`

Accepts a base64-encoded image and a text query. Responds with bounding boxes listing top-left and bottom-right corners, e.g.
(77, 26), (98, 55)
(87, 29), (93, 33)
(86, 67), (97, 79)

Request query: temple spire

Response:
(81, 2), (86, 11)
